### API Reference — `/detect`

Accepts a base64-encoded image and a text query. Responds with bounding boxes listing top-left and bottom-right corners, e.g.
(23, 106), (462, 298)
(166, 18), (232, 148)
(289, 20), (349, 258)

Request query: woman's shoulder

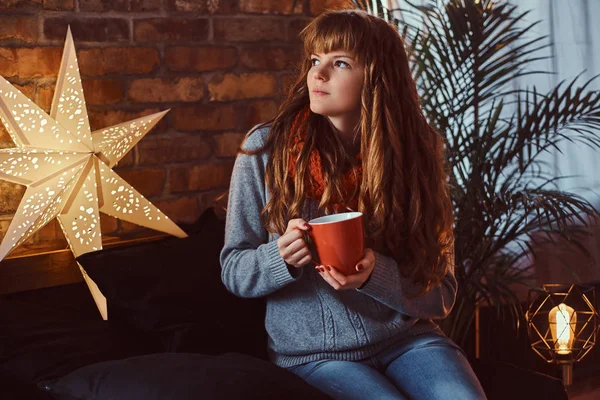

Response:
(241, 122), (272, 152)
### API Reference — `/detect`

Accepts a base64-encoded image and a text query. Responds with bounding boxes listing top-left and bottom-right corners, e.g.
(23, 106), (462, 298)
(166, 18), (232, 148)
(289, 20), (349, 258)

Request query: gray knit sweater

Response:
(219, 126), (458, 368)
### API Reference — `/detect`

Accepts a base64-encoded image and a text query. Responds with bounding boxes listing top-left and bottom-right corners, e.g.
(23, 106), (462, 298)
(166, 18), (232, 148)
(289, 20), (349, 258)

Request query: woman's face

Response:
(307, 51), (364, 119)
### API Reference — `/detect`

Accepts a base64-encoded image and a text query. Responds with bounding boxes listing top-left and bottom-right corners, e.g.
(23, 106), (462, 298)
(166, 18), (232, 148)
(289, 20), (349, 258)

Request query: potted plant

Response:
(351, 0), (600, 350)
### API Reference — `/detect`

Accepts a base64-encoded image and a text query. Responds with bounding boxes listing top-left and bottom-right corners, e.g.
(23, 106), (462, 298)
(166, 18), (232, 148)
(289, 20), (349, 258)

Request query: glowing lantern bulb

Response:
(549, 303), (576, 355)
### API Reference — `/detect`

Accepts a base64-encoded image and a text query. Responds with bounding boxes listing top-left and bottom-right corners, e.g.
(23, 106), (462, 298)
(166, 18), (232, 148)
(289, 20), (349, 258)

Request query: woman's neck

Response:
(327, 113), (361, 156)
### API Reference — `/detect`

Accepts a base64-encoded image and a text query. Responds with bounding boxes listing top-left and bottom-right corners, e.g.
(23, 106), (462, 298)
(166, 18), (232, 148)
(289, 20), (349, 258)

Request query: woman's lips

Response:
(312, 90), (330, 96)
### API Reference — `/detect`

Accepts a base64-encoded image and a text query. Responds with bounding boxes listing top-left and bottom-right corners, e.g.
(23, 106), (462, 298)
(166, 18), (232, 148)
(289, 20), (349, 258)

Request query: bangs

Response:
(300, 10), (370, 59)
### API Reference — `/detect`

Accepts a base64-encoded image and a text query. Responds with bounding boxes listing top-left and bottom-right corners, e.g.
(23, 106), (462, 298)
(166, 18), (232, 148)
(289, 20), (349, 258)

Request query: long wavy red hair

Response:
(237, 9), (454, 294)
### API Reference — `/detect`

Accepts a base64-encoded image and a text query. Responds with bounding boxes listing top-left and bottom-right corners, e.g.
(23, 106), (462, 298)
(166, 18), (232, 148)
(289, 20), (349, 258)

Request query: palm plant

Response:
(352, 0), (600, 349)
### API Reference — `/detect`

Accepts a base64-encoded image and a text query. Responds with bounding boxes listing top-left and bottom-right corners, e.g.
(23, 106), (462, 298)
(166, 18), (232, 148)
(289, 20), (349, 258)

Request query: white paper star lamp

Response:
(0, 27), (188, 320)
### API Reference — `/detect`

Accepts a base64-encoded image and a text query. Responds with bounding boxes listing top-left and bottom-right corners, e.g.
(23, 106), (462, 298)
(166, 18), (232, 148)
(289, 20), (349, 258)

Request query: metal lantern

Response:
(526, 284), (598, 386)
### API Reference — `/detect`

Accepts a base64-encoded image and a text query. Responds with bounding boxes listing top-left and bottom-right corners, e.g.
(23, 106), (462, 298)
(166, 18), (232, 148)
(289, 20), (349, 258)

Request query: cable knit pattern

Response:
(220, 126), (458, 368)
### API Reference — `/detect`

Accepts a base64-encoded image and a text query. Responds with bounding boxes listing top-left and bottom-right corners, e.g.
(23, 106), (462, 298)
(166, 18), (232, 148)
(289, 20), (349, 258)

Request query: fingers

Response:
(296, 253), (313, 267)
(315, 265), (368, 290)
(277, 220), (313, 268)
(284, 218), (310, 234)
(315, 248), (376, 290)
(354, 248), (376, 272)
(327, 265), (350, 285)
(279, 218), (311, 252)
(278, 228), (302, 249)
(329, 265), (373, 286)
(315, 265), (344, 290)
(282, 238), (312, 265)
(354, 258), (369, 273)
(278, 232), (310, 259)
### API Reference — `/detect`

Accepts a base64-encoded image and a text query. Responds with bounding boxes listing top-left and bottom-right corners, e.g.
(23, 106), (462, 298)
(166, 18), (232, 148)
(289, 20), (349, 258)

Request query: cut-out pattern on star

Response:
(0, 27), (188, 319)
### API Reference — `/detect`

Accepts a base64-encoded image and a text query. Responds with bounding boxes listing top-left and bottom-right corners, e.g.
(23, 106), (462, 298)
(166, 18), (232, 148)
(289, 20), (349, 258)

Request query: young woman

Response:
(220, 9), (486, 400)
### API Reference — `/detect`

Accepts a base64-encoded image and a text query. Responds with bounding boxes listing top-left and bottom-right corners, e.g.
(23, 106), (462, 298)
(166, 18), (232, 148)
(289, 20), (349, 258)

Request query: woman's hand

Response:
(316, 248), (376, 290)
(277, 218), (313, 268)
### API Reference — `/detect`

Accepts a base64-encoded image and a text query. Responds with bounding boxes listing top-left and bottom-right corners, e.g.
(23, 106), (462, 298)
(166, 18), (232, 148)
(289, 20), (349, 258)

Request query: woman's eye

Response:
(310, 59), (351, 68)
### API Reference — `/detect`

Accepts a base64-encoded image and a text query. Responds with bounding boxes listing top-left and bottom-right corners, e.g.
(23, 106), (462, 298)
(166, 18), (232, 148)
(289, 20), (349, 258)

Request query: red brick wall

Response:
(0, 0), (353, 252)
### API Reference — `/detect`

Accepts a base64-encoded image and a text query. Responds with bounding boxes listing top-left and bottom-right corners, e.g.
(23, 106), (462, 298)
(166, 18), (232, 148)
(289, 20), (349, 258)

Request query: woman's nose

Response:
(312, 65), (327, 81)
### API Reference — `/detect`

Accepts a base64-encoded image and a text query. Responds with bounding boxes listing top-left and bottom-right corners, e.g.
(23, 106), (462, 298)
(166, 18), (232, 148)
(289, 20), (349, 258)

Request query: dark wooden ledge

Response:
(0, 232), (168, 295)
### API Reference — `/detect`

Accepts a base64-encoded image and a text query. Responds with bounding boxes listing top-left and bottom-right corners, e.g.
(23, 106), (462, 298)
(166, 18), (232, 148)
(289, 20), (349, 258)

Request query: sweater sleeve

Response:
(357, 249), (457, 320)
(220, 128), (302, 298)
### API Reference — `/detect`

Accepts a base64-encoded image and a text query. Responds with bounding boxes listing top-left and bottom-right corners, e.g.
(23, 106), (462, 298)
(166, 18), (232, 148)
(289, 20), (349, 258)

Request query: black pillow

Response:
(41, 352), (332, 400)
(0, 370), (55, 400)
(75, 208), (268, 359)
(0, 283), (158, 383)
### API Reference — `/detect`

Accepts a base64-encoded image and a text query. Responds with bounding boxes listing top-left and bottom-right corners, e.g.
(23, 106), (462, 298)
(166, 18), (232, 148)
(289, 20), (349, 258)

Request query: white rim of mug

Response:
(308, 212), (363, 225)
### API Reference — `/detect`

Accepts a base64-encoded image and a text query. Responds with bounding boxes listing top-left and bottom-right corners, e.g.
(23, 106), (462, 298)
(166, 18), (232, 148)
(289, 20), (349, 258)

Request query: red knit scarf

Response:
(288, 107), (363, 212)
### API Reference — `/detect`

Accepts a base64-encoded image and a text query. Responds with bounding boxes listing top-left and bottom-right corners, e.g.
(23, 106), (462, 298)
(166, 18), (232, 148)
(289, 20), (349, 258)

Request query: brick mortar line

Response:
(128, 15), (134, 44)
(131, 145), (140, 169)
(207, 16), (214, 42)
(4, 71), (296, 82)
(0, 39), (299, 48)
(157, 40), (166, 74)
(132, 40), (298, 46)
(42, 13), (205, 19)
(36, 12), (44, 41)
(31, 11), (310, 20)
(163, 163), (172, 197)
(85, 92), (281, 105)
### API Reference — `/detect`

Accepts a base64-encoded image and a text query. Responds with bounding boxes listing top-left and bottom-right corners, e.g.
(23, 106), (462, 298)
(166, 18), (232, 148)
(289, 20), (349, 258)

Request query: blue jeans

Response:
(286, 330), (487, 400)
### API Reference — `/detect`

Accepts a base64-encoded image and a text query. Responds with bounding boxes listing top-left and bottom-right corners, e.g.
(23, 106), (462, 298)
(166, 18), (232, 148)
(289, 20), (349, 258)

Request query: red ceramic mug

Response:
(303, 212), (365, 275)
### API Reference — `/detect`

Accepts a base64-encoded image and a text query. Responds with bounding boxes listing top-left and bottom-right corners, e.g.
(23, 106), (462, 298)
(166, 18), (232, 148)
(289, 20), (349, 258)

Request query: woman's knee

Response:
(288, 360), (406, 400)
(384, 340), (486, 399)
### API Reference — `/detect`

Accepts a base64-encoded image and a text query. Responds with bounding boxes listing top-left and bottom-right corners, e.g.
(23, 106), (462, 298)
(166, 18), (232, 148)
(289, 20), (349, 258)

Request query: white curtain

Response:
(389, 0), (600, 281)
(511, 0), (600, 205)
(391, 0), (600, 205)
